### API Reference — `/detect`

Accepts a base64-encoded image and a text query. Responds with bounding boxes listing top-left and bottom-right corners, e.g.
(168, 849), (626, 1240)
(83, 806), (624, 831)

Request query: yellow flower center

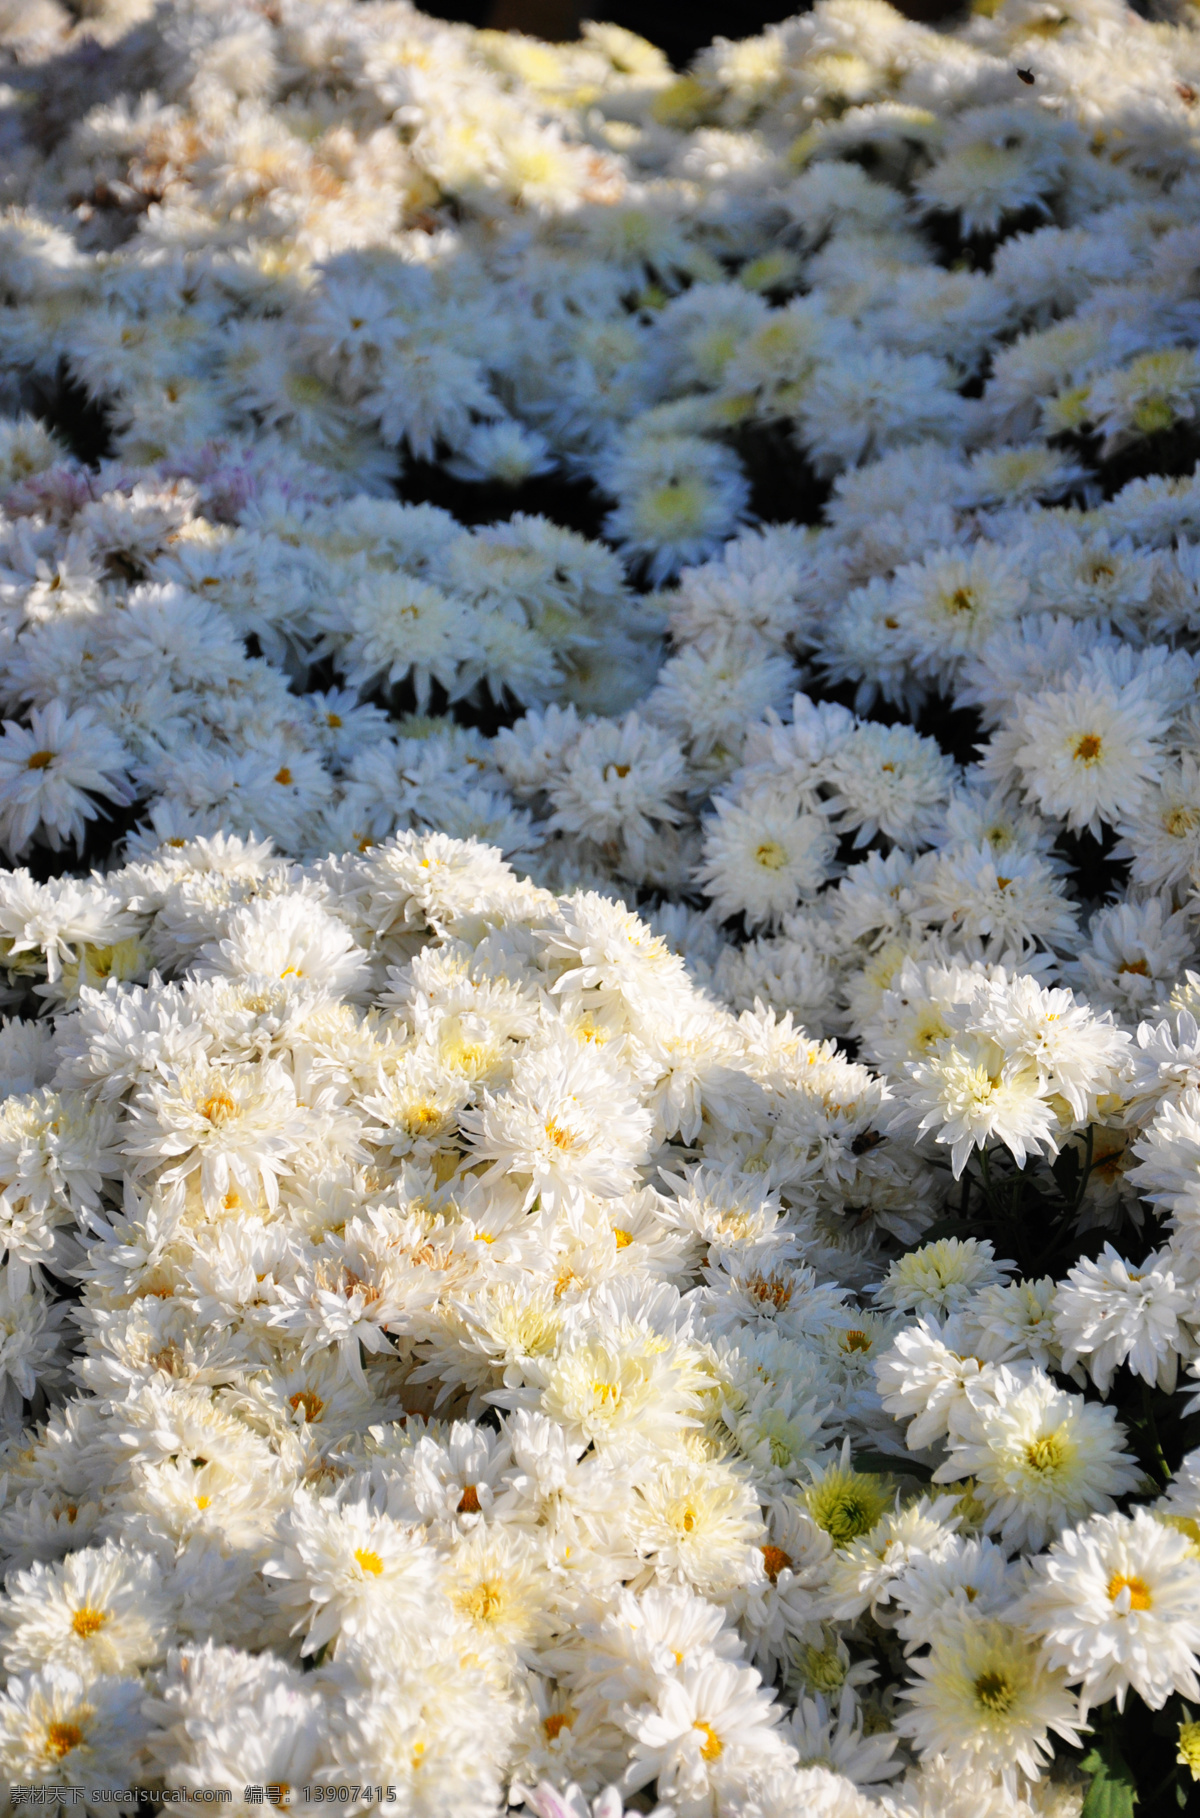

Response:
(70, 1607), (107, 1639)
(612, 1228), (632, 1249)
(841, 1329), (872, 1353)
(199, 1090), (237, 1126)
(1073, 733), (1102, 764)
(457, 1484), (481, 1515)
(694, 1721), (723, 1761)
(761, 1544), (792, 1583)
(26, 750), (54, 770)
(462, 1579), (504, 1623)
(591, 1379), (621, 1406)
(948, 587), (976, 613)
(806, 1470), (889, 1547)
(289, 1390), (324, 1422)
(973, 1670), (1016, 1716)
(746, 1272), (793, 1310)
(1024, 1432), (1066, 1474)
(754, 840), (788, 871)
(406, 1101), (443, 1134)
(543, 1711), (573, 1741)
(543, 1117), (578, 1150)
(354, 1547), (384, 1575)
(45, 1721), (84, 1760)
(1108, 1571), (1152, 1611)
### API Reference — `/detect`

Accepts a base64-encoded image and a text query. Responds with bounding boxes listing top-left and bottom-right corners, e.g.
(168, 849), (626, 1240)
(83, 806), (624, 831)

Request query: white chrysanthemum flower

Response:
(265, 1491), (440, 1657)
(1129, 1086), (1200, 1261)
(646, 641), (799, 766)
(324, 1649), (509, 1813)
(525, 1329), (703, 1456)
(464, 1038), (653, 1213)
(824, 1494), (963, 1624)
(145, 1641), (329, 1802)
(0, 1664), (150, 1791)
(0, 702), (133, 858)
(936, 1366), (1142, 1552)
(783, 1686), (900, 1790)
(997, 670), (1169, 838)
(194, 893), (372, 995)
(444, 419), (557, 485)
(543, 713), (687, 875)
(915, 842), (1079, 957)
(326, 571), (478, 710)
(440, 1523), (554, 1666)
(630, 1455), (766, 1598)
(893, 1534), (1016, 1653)
(0, 1540), (175, 1680)
(888, 544), (1029, 687)
(796, 348), (967, 474)
(823, 723), (954, 851)
(1052, 1244), (1192, 1394)
(697, 789), (838, 931)
(601, 435), (752, 584)
(962, 1276), (1062, 1374)
(1009, 1507), (1200, 1715)
(896, 1615), (1082, 1789)
(124, 1059), (311, 1213)
(968, 974), (1130, 1121)
(1087, 347), (1200, 452)
(1116, 755), (1200, 893)
(543, 890), (692, 1017)
(621, 1657), (795, 1817)
(892, 1034), (1059, 1177)
(0, 1268), (71, 1429)
(874, 1319), (999, 1451)
(1071, 897), (1197, 1021)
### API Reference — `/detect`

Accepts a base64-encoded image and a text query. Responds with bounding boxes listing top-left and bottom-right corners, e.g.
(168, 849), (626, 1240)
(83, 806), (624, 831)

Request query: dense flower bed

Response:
(4, 0), (1200, 1812)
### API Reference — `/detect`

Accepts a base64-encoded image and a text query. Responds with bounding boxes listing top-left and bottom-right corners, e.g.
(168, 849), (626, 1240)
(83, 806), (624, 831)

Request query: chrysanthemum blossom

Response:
(622, 1658), (795, 1817)
(1002, 671), (1169, 838)
(265, 1492), (440, 1656)
(1008, 1508), (1200, 1714)
(0, 1540), (175, 1681)
(896, 1615), (1082, 1789)
(895, 1034), (1058, 1177)
(124, 1059), (310, 1213)
(0, 702), (133, 857)
(1052, 1244), (1191, 1394)
(697, 790), (838, 931)
(936, 1366), (1142, 1552)
(465, 1038), (652, 1214)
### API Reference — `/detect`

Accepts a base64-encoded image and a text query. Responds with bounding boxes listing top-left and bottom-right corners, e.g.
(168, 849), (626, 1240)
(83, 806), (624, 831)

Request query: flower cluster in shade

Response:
(2, 0), (1200, 1814)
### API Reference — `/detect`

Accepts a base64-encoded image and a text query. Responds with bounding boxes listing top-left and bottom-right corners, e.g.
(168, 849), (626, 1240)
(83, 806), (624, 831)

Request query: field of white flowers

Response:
(4, 0), (1200, 1812)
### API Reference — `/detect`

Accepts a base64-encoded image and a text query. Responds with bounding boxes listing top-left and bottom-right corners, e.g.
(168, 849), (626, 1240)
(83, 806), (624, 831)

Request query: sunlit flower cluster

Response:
(3, 0), (1200, 1809)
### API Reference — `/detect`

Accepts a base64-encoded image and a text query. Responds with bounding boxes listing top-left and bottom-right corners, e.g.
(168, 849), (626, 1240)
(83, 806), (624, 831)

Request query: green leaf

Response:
(1080, 1740), (1138, 1818)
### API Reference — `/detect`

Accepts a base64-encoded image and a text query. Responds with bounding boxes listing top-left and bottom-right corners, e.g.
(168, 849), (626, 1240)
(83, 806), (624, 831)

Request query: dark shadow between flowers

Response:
(398, 454), (609, 537)
(921, 202), (1053, 274)
(26, 362), (114, 467)
(1054, 823), (1129, 910)
(1060, 424), (1200, 499)
(732, 420), (832, 527)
